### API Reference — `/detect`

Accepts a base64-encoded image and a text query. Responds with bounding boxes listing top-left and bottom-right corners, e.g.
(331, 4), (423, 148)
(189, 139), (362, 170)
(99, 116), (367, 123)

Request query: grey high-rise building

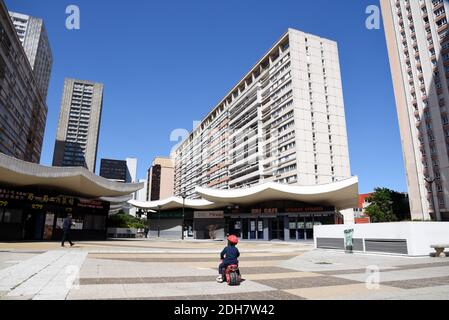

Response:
(53, 78), (104, 172)
(9, 11), (52, 99)
(381, 0), (449, 221)
(0, 1), (47, 163)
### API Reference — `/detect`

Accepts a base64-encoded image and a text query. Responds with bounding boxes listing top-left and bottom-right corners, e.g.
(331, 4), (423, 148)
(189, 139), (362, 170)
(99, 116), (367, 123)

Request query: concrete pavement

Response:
(0, 240), (448, 300)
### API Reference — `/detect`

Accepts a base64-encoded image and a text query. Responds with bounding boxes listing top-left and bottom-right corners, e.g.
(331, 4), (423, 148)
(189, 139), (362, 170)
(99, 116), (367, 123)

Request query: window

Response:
(1, 209), (22, 224)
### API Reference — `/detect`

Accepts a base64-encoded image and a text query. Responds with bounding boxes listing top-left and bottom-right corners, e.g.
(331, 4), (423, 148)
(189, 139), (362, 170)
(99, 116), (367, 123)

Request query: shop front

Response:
(0, 187), (110, 241)
(225, 202), (337, 241)
(129, 177), (359, 241)
(0, 153), (144, 242)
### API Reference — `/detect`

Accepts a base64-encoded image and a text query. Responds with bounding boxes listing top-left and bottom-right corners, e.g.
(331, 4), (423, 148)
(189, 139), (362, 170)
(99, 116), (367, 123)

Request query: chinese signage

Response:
(0, 188), (108, 210)
(0, 189), (75, 206)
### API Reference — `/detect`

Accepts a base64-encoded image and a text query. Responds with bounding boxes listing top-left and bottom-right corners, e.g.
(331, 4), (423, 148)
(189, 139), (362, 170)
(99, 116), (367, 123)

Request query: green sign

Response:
(344, 229), (354, 253)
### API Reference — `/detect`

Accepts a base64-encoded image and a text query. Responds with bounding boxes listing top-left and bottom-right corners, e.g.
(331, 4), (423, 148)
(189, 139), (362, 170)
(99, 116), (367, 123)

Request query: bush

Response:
(108, 211), (146, 229)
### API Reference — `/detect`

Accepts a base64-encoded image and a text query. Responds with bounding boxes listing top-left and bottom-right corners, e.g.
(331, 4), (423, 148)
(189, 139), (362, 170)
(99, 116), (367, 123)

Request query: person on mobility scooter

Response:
(217, 235), (241, 285)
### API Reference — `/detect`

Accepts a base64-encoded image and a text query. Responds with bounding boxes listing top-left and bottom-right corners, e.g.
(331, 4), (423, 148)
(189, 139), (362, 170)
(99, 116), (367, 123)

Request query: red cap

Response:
(227, 235), (238, 245)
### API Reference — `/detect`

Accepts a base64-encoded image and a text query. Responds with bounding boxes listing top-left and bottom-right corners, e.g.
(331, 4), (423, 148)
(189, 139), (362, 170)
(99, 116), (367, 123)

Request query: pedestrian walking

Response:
(61, 214), (75, 247)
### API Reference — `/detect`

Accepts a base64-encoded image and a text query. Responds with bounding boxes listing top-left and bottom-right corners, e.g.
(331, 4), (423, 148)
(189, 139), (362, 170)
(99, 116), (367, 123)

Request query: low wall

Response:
(314, 222), (449, 256)
(107, 228), (137, 238)
(148, 219), (183, 239)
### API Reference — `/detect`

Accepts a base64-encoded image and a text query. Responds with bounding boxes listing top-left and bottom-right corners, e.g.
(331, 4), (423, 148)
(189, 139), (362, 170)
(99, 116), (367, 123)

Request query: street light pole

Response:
(181, 192), (186, 240)
(157, 205), (161, 238)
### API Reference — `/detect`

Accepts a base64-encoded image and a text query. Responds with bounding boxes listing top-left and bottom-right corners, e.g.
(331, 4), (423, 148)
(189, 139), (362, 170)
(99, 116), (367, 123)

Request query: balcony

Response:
(437, 24), (448, 33)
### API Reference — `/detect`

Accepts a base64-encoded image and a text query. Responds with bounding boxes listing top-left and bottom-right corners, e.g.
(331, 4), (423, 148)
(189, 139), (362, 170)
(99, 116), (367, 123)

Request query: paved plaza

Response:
(0, 239), (448, 300)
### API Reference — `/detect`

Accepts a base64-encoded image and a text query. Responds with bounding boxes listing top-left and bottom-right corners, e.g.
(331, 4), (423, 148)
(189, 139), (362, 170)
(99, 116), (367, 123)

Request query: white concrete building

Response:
(136, 179), (148, 202)
(174, 28), (351, 199)
(381, 0), (449, 221)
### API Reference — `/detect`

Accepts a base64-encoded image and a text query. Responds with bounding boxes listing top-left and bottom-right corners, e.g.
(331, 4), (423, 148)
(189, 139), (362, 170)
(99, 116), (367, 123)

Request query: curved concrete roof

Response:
(129, 177), (359, 211)
(196, 177), (359, 210)
(129, 196), (226, 211)
(0, 153), (144, 198)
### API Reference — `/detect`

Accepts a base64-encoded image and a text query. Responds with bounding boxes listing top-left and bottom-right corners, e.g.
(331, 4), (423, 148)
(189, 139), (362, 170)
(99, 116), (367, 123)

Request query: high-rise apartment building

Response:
(0, 1), (47, 163)
(100, 158), (138, 183)
(100, 159), (128, 182)
(52, 78), (104, 172)
(173, 28), (351, 199)
(381, 0), (449, 221)
(9, 11), (52, 99)
(147, 157), (174, 201)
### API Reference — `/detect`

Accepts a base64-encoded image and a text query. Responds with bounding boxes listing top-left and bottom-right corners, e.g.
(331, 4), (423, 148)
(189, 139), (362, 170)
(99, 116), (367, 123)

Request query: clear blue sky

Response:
(6, 0), (406, 194)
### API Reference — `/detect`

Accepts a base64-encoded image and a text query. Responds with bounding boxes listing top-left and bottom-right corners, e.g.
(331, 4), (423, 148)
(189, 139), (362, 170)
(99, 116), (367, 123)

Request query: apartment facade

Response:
(147, 157), (174, 201)
(9, 11), (52, 99)
(381, 0), (449, 221)
(173, 28), (351, 199)
(52, 79), (104, 172)
(0, 1), (47, 163)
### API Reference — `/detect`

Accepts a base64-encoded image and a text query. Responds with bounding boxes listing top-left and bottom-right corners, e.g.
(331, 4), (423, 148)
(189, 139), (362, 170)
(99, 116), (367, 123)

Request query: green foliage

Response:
(108, 211), (146, 229)
(365, 188), (410, 223)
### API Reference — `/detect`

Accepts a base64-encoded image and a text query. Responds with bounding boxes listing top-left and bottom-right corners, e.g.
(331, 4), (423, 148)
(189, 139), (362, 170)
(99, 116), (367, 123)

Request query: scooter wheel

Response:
(229, 272), (239, 286)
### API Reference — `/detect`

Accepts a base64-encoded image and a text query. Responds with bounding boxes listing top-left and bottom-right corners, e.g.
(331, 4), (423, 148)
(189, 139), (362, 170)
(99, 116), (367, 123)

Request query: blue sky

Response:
(6, 0), (405, 194)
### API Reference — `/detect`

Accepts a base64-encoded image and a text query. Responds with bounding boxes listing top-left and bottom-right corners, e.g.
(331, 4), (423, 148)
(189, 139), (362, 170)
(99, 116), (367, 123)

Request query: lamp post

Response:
(424, 176), (439, 221)
(157, 205), (161, 238)
(181, 192), (186, 240)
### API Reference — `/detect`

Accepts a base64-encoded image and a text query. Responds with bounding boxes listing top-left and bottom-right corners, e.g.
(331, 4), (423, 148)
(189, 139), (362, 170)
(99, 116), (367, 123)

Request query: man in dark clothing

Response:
(217, 235), (240, 283)
(61, 214), (75, 247)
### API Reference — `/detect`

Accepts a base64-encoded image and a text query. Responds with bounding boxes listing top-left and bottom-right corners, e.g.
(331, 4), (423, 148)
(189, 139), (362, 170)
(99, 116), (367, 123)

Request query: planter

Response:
(107, 227), (138, 238)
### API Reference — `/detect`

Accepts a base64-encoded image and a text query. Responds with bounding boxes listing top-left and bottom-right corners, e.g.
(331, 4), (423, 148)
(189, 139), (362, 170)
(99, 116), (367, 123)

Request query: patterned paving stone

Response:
(107, 290), (304, 300)
(238, 266), (297, 275)
(382, 276), (449, 289)
(91, 254), (298, 263)
(80, 276), (216, 285)
(253, 275), (362, 290)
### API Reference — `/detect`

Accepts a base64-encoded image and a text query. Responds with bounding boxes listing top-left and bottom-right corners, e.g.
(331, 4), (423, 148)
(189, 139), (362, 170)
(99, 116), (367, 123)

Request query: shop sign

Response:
(77, 198), (106, 209)
(0, 188), (110, 210)
(285, 206), (334, 213)
(251, 208), (278, 214)
(194, 211), (224, 219)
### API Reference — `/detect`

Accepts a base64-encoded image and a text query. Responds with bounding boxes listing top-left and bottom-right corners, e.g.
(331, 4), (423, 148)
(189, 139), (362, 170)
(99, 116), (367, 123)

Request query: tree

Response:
(108, 211), (146, 229)
(365, 188), (399, 223)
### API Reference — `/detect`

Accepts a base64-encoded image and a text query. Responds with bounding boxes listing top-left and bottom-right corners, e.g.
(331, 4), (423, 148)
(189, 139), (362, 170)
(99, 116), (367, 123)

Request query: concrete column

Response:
(284, 216), (289, 241)
(263, 219), (269, 240)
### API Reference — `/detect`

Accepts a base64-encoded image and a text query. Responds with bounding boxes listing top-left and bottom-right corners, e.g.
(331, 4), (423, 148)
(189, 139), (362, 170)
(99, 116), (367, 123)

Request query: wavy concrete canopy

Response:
(0, 153), (144, 198)
(196, 177), (359, 210)
(129, 197), (227, 211)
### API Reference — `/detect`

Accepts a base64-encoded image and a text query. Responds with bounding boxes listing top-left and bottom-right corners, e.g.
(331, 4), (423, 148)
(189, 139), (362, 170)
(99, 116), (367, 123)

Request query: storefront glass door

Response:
(249, 219), (257, 240)
(270, 217), (284, 240)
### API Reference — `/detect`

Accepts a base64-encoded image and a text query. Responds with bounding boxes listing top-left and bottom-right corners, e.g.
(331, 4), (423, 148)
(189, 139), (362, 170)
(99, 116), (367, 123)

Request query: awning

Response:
(129, 196), (227, 211)
(0, 153), (144, 198)
(129, 177), (359, 211)
(196, 177), (359, 210)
